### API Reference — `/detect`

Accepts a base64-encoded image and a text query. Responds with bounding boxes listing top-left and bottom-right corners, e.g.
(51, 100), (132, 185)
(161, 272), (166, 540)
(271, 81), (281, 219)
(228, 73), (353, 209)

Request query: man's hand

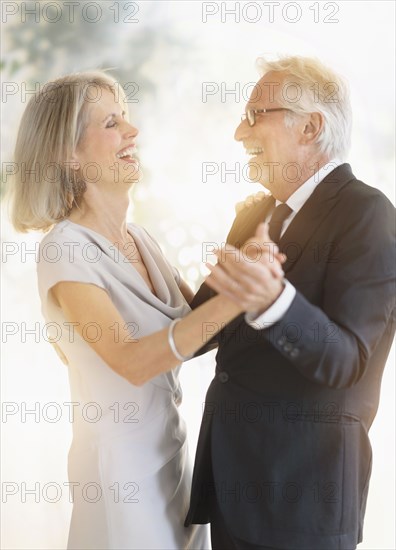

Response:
(205, 222), (286, 312)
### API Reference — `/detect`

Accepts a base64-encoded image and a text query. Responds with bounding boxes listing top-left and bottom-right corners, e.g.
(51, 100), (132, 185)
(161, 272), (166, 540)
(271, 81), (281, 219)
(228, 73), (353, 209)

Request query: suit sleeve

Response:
(190, 282), (216, 309)
(262, 193), (396, 388)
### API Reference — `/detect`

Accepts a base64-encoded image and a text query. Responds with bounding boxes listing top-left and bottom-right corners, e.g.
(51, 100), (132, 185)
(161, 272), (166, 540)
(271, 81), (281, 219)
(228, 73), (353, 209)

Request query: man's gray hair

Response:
(257, 56), (352, 160)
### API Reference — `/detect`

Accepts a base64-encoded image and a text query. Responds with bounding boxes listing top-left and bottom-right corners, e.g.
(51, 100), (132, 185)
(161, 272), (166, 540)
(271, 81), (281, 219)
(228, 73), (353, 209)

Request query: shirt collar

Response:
(276, 158), (342, 213)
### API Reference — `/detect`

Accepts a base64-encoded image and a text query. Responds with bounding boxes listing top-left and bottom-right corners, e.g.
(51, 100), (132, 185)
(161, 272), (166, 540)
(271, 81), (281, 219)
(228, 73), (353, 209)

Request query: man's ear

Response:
(301, 112), (324, 145)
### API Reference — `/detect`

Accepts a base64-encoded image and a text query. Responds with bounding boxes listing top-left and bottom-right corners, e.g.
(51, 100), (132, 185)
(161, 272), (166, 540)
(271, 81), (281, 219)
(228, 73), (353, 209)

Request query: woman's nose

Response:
(124, 121), (139, 138)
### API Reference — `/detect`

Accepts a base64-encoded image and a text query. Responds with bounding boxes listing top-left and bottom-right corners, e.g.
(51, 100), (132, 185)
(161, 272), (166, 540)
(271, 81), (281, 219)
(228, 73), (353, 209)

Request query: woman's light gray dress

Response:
(37, 219), (209, 550)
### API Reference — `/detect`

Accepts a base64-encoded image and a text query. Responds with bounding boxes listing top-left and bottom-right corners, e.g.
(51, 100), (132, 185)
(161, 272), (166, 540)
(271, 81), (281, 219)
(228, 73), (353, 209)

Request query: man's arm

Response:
(206, 193), (396, 388)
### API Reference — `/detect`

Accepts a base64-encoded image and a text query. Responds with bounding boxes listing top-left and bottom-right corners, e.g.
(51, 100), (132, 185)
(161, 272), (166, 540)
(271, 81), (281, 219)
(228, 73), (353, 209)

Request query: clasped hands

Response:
(205, 222), (286, 314)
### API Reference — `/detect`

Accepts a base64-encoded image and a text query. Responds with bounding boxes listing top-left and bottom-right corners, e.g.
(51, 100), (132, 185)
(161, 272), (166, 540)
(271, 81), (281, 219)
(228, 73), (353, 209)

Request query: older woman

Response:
(9, 71), (284, 550)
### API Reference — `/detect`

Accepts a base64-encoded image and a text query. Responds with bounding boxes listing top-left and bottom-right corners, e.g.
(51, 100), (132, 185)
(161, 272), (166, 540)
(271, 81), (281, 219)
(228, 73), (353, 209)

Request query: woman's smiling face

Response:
(75, 87), (141, 188)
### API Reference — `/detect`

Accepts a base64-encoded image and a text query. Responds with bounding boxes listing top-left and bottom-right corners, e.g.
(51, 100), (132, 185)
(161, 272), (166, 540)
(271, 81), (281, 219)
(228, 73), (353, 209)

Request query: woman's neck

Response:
(68, 186), (131, 243)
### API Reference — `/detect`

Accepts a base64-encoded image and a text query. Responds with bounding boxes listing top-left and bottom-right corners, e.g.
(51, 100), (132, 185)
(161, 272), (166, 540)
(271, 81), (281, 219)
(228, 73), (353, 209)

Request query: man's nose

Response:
(234, 119), (247, 142)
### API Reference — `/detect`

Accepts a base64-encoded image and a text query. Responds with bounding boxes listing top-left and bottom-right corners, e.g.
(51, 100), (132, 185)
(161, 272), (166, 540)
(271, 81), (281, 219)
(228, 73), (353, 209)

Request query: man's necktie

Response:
(268, 203), (293, 244)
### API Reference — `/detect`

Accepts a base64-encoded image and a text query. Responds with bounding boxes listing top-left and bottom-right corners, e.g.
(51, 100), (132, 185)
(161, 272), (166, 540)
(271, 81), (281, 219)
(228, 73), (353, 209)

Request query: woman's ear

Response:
(301, 112), (324, 145)
(69, 154), (80, 171)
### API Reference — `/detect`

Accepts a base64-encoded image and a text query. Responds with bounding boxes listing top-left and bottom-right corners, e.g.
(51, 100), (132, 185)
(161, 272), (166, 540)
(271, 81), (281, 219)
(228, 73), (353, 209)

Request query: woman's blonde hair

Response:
(8, 70), (124, 232)
(257, 56), (352, 160)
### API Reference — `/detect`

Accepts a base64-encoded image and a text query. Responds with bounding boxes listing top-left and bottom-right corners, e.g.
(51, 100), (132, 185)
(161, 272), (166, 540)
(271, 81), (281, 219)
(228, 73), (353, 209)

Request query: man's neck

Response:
(272, 155), (331, 202)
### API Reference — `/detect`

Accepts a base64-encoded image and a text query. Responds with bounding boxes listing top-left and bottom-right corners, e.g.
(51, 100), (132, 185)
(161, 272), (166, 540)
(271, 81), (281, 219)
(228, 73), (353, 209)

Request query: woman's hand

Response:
(235, 191), (267, 214)
(205, 222), (286, 312)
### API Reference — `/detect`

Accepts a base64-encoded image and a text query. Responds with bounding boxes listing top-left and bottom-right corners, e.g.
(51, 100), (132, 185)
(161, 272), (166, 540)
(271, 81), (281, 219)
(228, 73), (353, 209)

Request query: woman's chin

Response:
(118, 163), (143, 187)
(131, 166), (143, 184)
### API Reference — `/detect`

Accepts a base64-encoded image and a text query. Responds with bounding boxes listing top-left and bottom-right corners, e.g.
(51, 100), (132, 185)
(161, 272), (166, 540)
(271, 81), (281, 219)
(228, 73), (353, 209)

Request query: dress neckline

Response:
(59, 219), (159, 299)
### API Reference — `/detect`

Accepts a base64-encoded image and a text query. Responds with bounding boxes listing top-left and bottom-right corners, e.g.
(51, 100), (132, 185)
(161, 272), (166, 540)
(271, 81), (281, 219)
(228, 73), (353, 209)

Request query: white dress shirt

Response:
(245, 158), (342, 329)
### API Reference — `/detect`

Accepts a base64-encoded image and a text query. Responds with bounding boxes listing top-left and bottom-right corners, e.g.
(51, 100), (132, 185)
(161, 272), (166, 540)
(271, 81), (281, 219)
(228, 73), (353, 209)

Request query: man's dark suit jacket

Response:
(185, 164), (395, 549)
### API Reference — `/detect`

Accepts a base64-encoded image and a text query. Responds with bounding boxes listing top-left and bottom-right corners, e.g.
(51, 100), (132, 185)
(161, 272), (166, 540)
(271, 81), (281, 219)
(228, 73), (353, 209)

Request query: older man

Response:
(185, 56), (395, 550)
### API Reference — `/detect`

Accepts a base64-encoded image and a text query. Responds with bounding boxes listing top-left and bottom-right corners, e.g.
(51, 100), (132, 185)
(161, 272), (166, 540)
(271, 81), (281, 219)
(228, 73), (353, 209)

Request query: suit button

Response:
(284, 342), (293, 352)
(277, 336), (286, 346)
(218, 372), (229, 383)
(290, 348), (300, 358)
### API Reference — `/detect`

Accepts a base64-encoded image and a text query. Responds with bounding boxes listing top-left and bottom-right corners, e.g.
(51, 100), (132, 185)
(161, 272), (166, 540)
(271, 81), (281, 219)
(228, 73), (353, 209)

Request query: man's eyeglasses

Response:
(241, 108), (292, 127)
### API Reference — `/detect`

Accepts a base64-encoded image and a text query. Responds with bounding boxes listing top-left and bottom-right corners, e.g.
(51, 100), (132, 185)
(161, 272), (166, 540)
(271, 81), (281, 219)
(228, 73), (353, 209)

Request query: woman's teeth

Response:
(116, 147), (135, 159)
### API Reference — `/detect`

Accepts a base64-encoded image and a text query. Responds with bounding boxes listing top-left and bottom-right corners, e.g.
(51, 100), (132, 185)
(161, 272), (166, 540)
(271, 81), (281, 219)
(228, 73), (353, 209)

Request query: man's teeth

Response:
(116, 148), (134, 159)
(246, 148), (263, 156)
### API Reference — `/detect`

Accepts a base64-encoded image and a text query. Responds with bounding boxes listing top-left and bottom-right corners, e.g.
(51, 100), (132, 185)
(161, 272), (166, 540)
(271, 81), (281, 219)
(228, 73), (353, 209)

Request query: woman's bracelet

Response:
(167, 318), (193, 362)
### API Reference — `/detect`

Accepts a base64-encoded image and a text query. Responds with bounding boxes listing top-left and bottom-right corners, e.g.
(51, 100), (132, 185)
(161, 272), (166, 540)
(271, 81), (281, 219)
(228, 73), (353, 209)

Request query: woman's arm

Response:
(51, 222), (284, 386)
(52, 281), (241, 386)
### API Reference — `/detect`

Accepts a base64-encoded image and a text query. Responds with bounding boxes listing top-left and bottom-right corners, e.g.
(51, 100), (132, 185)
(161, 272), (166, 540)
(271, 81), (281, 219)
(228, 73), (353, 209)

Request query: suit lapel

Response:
(219, 164), (356, 349)
(280, 164), (355, 273)
(226, 164), (355, 258)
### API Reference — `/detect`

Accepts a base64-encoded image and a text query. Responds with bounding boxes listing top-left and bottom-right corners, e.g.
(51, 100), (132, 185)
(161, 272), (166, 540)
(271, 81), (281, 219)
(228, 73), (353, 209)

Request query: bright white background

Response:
(1, 1), (395, 548)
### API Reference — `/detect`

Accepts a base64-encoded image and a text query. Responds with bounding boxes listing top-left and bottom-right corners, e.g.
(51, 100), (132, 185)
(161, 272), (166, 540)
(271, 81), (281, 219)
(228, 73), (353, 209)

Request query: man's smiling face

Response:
(234, 72), (307, 201)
